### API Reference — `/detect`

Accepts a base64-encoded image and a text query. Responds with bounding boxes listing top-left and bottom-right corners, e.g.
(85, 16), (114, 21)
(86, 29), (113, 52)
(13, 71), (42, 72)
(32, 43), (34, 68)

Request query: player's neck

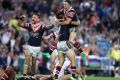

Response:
(34, 21), (40, 25)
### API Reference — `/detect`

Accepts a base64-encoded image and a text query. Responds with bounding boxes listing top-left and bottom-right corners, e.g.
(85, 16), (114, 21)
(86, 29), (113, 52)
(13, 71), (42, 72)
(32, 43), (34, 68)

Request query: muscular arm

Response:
(71, 19), (80, 26)
(43, 31), (59, 40)
(58, 17), (72, 25)
(58, 18), (80, 27)
(44, 24), (54, 30)
(18, 22), (30, 28)
(43, 33), (53, 40)
(44, 20), (54, 30)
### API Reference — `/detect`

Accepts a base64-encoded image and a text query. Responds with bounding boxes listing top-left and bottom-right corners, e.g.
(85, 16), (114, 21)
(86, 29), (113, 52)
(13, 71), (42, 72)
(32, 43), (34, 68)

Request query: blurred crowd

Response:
(0, 0), (120, 77)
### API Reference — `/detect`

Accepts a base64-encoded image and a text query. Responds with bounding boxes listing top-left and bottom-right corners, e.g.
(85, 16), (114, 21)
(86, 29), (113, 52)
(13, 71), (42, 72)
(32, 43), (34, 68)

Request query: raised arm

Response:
(43, 31), (59, 40)
(58, 16), (72, 25)
(70, 19), (80, 26)
(43, 20), (54, 30)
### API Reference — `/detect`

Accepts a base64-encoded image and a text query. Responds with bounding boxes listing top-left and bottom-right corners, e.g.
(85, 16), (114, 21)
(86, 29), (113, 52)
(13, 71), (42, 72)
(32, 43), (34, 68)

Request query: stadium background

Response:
(0, 0), (120, 79)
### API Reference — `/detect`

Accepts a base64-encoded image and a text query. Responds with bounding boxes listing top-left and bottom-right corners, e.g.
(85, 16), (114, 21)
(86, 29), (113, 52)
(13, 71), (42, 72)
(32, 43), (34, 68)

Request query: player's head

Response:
(32, 13), (41, 24)
(63, 0), (72, 9)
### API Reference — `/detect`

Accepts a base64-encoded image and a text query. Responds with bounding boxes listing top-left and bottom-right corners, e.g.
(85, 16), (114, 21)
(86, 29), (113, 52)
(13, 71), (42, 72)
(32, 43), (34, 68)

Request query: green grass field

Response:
(86, 76), (119, 80)
(16, 74), (119, 80)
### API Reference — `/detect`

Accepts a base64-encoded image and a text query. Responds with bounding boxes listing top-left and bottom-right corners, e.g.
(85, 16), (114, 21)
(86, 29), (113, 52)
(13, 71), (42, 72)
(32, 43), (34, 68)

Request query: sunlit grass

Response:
(16, 74), (119, 80)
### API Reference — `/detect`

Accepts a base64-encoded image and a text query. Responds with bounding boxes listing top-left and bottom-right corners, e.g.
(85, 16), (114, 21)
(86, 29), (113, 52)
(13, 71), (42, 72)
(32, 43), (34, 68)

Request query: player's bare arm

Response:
(57, 17), (72, 25)
(44, 20), (54, 30)
(71, 19), (80, 26)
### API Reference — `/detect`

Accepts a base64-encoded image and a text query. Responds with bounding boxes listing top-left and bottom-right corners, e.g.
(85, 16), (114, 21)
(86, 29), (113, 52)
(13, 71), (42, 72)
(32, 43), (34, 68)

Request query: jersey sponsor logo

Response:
(29, 31), (39, 37)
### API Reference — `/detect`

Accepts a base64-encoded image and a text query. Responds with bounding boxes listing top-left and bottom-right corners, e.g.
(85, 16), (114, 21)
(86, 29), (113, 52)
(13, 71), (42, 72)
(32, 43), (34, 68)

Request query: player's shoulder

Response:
(39, 21), (44, 25)
(68, 7), (75, 12)
(39, 21), (47, 29)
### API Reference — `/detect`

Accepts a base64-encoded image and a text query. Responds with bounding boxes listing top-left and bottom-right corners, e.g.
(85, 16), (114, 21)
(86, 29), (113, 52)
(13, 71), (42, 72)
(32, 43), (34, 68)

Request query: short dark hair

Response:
(33, 12), (41, 18)
(63, 0), (72, 5)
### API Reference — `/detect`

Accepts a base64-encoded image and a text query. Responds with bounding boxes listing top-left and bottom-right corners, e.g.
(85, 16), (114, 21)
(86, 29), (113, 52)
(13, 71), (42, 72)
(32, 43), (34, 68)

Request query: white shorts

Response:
(53, 58), (71, 78)
(57, 41), (72, 54)
(25, 45), (41, 57)
(52, 49), (58, 56)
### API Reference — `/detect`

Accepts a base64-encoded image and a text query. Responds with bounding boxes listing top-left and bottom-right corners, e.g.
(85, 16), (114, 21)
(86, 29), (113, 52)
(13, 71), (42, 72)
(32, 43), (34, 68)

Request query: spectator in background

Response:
(109, 45), (120, 77)
(1, 29), (11, 45)
(27, 0), (37, 12)
(2, 0), (14, 10)
(0, 14), (9, 29)
(38, 0), (50, 15)
(0, 45), (9, 69)
(9, 15), (22, 32)
(80, 46), (90, 78)
(97, 34), (111, 57)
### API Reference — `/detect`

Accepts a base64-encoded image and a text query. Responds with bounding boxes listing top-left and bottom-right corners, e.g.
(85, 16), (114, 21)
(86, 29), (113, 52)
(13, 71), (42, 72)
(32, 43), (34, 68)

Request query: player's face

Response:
(32, 14), (40, 24)
(63, 2), (70, 10)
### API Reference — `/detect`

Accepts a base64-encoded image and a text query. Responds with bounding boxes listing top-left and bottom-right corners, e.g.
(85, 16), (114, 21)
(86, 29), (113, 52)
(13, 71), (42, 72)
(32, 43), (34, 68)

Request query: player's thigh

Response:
(24, 46), (33, 65)
(24, 45), (32, 57)
(30, 46), (41, 58)
(69, 30), (77, 43)
(66, 49), (76, 65)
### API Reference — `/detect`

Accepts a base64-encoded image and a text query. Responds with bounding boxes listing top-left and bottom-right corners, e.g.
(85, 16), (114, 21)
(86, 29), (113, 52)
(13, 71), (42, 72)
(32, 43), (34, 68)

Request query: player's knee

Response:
(59, 60), (64, 66)
(51, 61), (55, 66)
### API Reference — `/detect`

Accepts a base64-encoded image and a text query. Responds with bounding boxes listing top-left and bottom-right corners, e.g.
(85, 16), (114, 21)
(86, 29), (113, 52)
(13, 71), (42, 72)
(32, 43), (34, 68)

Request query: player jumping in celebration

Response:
(19, 13), (54, 76)
(53, 0), (82, 79)
(56, 0), (87, 60)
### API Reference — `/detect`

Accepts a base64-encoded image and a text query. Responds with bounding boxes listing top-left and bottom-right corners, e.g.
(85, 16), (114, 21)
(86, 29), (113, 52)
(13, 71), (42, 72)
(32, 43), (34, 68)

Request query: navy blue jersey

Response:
(22, 22), (49, 46)
(59, 25), (70, 41)
(59, 7), (78, 41)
